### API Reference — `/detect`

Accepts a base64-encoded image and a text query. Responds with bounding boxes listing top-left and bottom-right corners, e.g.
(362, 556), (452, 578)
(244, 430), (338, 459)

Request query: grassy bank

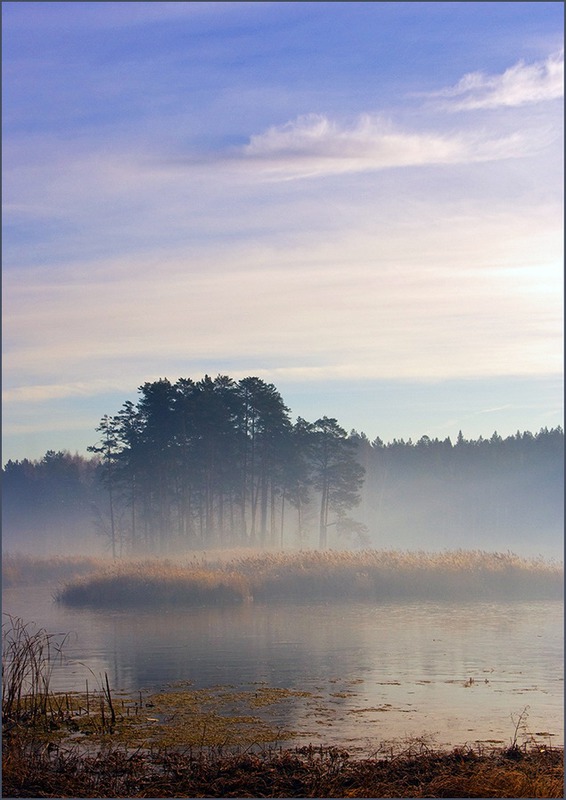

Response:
(4, 734), (563, 798)
(56, 549), (563, 607)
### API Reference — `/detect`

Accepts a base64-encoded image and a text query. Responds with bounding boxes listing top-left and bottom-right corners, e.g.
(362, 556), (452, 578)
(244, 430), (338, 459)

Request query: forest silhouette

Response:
(2, 374), (563, 557)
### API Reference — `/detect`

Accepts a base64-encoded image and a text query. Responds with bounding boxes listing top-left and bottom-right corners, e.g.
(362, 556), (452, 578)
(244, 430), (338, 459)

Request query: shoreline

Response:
(3, 732), (563, 798)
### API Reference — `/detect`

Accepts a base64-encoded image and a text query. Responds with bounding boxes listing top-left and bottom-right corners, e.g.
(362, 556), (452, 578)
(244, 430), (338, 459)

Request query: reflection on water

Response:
(2, 586), (563, 751)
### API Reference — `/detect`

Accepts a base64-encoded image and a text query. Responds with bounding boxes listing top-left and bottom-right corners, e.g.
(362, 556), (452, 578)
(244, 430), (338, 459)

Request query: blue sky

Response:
(2, 1), (563, 463)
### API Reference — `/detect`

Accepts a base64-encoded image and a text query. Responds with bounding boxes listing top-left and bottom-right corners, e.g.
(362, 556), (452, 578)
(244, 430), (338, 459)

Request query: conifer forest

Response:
(2, 375), (563, 558)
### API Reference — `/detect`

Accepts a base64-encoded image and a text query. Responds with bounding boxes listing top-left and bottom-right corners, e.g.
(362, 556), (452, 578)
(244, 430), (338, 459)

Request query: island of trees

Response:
(2, 374), (563, 558)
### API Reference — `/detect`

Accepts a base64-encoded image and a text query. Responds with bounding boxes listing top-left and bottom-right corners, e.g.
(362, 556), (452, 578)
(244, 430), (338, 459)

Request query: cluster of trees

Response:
(86, 375), (364, 556)
(2, 374), (563, 558)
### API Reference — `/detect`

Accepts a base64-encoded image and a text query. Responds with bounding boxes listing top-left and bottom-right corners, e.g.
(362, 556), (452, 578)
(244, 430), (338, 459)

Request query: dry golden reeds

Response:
(56, 549), (563, 607)
(57, 559), (253, 606)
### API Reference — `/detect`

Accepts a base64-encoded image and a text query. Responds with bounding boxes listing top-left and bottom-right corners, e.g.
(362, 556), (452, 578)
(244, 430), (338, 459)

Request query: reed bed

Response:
(1, 549), (258, 588)
(58, 561), (251, 607)
(2, 616), (121, 738)
(57, 549), (563, 607)
(3, 736), (563, 797)
(2, 615), (69, 732)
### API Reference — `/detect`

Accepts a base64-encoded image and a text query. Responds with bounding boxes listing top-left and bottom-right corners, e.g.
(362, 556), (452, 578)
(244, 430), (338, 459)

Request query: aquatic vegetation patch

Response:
(57, 560), (252, 607)
(144, 685), (307, 748)
(4, 678), (304, 751)
(57, 548), (564, 607)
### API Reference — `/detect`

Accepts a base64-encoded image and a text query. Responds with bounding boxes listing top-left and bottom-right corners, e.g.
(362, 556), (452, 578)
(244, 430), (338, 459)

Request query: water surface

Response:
(3, 586), (562, 752)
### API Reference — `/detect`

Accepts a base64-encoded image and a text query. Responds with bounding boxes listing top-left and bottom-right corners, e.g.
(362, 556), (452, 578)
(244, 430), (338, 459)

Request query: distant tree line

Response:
(2, 450), (104, 554)
(2, 375), (563, 557)
(351, 426), (564, 553)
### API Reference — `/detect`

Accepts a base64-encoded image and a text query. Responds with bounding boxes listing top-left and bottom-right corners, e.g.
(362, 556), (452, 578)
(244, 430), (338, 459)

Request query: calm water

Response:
(3, 585), (563, 752)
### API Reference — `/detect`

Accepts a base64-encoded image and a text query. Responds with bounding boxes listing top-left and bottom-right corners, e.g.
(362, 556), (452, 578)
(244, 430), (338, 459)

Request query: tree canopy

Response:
(83, 375), (366, 555)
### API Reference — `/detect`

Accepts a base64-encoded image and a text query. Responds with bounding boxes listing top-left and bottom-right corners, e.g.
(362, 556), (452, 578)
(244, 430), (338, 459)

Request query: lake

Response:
(2, 585), (563, 753)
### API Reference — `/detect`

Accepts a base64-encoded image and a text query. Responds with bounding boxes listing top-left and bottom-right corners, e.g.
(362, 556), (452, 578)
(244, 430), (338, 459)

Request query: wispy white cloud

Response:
(239, 112), (539, 180)
(2, 379), (141, 404)
(475, 405), (514, 415)
(425, 51), (564, 110)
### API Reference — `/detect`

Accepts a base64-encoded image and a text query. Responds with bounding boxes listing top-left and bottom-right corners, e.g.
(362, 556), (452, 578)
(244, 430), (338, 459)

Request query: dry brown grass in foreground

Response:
(3, 735), (563, 798)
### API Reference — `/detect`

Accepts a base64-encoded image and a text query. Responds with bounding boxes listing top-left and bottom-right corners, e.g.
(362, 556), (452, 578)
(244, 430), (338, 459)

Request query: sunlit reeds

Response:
(56, 549), (563, 607)
(58, 559), (251, 607)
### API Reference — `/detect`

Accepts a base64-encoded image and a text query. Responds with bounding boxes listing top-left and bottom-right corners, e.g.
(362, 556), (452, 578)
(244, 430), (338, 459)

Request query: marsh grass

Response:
(3, 735), (563, 797)
(2, 615), (69, 731)
(2, 616), (128, 739)
(57, 549), (563, 607)
(57, 561), (251, 607)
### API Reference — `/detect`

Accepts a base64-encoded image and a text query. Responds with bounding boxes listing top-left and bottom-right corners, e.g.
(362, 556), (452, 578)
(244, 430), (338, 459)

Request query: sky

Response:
(2, 1), (564, 464)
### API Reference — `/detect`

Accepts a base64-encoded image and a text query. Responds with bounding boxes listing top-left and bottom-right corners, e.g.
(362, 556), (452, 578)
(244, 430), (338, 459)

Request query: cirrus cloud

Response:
(426, 50), (564, 110)
(240, 113), (539, 180)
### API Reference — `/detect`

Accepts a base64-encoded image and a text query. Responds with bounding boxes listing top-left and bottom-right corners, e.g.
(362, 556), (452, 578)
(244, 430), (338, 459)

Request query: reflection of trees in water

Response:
(108, 603), (367, 689)
(103, 603), (372, 737)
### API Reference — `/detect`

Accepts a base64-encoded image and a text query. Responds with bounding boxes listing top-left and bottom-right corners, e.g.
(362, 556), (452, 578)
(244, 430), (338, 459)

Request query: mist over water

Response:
(2, 583), (562, 752)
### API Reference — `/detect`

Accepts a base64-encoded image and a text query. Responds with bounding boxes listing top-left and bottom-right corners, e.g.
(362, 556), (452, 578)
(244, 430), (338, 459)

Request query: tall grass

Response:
(2, 616), (126, 738)
(58, 559), (251, 607)
(2, 615), (68, 730)
(57, 549), (563, 607)
(220, 548), (563, 601)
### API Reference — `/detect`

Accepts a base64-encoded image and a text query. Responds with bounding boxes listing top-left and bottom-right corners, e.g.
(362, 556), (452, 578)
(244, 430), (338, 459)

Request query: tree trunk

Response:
(319, 481), (328, 549)
(280, 491), (286, 548)
(108, 481), (116, 560)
